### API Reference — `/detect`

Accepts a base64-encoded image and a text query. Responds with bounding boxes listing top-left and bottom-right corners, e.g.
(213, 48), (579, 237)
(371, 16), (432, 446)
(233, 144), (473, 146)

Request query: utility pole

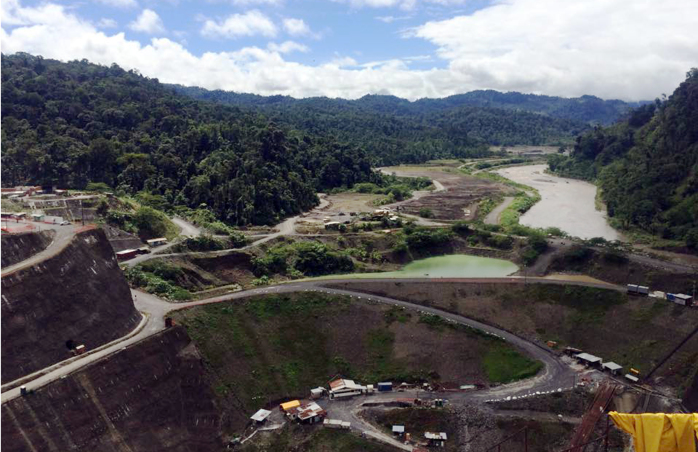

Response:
(81, 199), (85, 226)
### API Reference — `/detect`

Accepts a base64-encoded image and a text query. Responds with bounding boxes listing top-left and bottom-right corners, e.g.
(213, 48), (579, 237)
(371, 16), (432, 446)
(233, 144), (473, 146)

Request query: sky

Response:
(2, 0), (697, 101)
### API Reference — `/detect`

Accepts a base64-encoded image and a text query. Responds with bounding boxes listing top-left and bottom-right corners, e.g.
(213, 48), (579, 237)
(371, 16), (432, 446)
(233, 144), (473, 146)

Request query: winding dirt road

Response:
(1, 276), (608, 404)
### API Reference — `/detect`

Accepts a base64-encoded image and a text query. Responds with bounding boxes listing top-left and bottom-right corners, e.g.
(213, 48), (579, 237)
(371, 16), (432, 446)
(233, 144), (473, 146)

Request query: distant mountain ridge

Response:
(172, 85), (646, 126)
(172, 85), (645, 165)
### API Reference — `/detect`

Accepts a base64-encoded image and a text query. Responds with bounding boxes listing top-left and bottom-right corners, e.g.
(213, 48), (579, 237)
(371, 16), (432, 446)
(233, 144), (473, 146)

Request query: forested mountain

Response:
(173, 86), (606, 164)
(548, 69), (698, 245)
(1, 53), (376, 225)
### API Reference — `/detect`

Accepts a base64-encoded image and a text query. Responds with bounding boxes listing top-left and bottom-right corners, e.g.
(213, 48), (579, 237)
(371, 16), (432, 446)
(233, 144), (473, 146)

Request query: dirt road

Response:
(1, 276), (609, 404)
(484, 196), (515, 225)
(1, 222), (79, 276)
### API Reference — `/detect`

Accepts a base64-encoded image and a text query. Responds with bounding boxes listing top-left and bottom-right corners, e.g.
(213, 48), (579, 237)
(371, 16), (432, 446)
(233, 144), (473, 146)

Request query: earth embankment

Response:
(1, 228), (141, 383)
(1, 326), (223, 452)
(1, 230), (55, 268)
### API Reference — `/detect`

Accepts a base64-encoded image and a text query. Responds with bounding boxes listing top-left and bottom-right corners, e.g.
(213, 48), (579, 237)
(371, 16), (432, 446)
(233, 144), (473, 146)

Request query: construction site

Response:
(1, 165), (697, 452)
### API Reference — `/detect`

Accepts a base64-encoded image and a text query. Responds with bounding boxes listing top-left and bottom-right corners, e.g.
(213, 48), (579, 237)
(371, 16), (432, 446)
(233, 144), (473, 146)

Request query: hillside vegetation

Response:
(173, 86), (639, 165)
(172, 292), (541, 432)
(1, 53), (375, 225)
(548, 69), (698, 246)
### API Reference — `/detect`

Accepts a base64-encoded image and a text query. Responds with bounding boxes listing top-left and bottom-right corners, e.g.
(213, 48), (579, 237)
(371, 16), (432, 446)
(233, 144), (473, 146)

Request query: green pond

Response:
(323, 254), (519, 279)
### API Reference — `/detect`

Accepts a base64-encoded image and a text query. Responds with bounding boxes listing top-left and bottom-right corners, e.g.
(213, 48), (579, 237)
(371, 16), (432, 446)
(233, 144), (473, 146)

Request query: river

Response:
(495, 164), (620, 240)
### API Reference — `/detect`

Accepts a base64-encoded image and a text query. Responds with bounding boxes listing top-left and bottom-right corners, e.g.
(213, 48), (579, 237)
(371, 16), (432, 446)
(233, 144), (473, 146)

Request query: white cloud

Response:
(410, 0), (698, 100)
(267, 41), (309, 54)
(129, 9), (165, 34)
(232, 0), (283, 6)
(97, 18), (118, 29)
(375, 15), (411, 23)
(96, 0), (138, 8)
(282, 18), (312, 37)
(201, 10), (277, 39)
(2, 0), (697, 101)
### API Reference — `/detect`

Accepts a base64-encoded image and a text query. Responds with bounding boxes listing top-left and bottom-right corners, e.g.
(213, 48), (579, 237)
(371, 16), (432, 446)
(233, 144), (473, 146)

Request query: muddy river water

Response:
(496, 164), (620, 241)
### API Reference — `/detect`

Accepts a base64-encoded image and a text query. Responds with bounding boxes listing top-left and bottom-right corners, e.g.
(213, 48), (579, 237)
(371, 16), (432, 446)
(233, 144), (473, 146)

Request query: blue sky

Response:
(2, 0), (697, 100)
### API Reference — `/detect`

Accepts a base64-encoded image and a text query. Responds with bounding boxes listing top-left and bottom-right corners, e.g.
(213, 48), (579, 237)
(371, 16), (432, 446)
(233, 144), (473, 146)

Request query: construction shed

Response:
(602, 362), (623, 375)
(288, 402), (326, 424)
(575, 353), (602, 368)
(392, 425), (405, 436)
(250, 409), (271, 424)
(324, 419), (351, 430)
(310, 387), (325, 399)
(377, 382), (393, 392)
(280, 400), (301, 412)
(425, 432), (448, 447)
(329, 378), (366, 398)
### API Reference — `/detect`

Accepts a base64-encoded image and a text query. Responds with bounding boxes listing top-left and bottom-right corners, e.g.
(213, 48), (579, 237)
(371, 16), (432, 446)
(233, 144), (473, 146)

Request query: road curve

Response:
(1, 222), (79, 276)
(1, 276), (604, 404)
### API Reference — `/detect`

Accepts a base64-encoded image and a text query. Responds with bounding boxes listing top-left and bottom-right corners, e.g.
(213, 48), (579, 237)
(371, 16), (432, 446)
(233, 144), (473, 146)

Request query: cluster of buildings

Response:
(566, 348), (641, 384)
(628, 284), (694, 307)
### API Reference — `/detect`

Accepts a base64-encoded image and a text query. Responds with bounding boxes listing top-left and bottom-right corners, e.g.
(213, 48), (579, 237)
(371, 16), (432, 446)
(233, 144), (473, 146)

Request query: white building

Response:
(329, 378), (367, 399)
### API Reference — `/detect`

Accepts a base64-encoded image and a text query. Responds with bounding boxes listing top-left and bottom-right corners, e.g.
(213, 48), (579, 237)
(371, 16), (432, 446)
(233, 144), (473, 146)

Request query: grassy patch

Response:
(483, 343), (543, 383)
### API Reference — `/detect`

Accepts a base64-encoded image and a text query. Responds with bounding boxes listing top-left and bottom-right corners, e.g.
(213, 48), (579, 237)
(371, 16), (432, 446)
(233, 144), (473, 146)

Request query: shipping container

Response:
(377, 382), (393, 392)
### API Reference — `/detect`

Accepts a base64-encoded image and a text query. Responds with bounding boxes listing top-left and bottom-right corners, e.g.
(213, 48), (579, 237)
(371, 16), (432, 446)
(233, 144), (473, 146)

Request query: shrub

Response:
(228, 230), (248, 247)
(451, 221), (471, 235)
(85, 181), (112, 192)
(183, 235), (224, 252)
(486, 234), (514, 249)
(419, 208), (434, 218)
(406, 228), (453, 250)
(133, 206), (171, 239)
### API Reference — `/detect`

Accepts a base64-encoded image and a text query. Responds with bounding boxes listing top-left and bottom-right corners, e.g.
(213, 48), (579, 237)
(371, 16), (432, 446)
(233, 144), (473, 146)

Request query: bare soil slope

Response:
(1, 326), (223, 452)
(1, 228), (141, 383)
(172, 292), (540, 433)
(1, 230), (55, 268)
(327, 281), (698, 394)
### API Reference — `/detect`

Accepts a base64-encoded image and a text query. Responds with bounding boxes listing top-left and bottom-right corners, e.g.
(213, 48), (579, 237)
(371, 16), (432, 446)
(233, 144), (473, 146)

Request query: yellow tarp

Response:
(609, 412), (698, 452)
(280, 400), (300, 411)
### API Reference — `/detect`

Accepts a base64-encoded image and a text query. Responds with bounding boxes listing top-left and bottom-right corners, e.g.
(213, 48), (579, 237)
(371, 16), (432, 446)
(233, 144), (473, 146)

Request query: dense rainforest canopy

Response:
(548, 69), (698, 245)
(1, 53), (377, 225)
(172, 86), (639, 165)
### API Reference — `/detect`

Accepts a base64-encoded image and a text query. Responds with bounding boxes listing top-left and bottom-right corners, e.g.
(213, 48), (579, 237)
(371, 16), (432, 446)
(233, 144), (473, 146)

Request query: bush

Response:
(86, 181), (112, 192)
(183, 235), (224, 252)
(406, 228), (453, 250)
(521, 248), (540, 266)
(486, 234), (514, 249)
(419, 208), (434, 218)
(293, 242), (354, 276)
(132, 206), (171, 239)
(565, 245), (593, 262)
(451, 221), (471, 236)
(354, 182), (379, 193)
(527, 234), (549, 253)
(228, 230), (248, 247)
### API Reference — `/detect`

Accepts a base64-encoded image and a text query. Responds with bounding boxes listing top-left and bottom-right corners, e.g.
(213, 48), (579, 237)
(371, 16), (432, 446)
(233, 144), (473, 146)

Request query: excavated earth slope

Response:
(1, 231), (55, 268)
(1, 326), (223, 452)
(1, 228), (141, 383)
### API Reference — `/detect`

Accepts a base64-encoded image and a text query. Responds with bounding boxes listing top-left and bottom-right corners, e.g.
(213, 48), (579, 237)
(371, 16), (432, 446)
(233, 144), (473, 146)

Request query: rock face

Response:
(1, 228), (141, 383)
(1, 327), (224, 452)
(1, 231), (55, 268)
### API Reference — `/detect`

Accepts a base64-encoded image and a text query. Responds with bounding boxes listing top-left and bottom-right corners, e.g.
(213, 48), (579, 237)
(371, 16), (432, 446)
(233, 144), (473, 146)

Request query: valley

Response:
(1, 53), (697, 452)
